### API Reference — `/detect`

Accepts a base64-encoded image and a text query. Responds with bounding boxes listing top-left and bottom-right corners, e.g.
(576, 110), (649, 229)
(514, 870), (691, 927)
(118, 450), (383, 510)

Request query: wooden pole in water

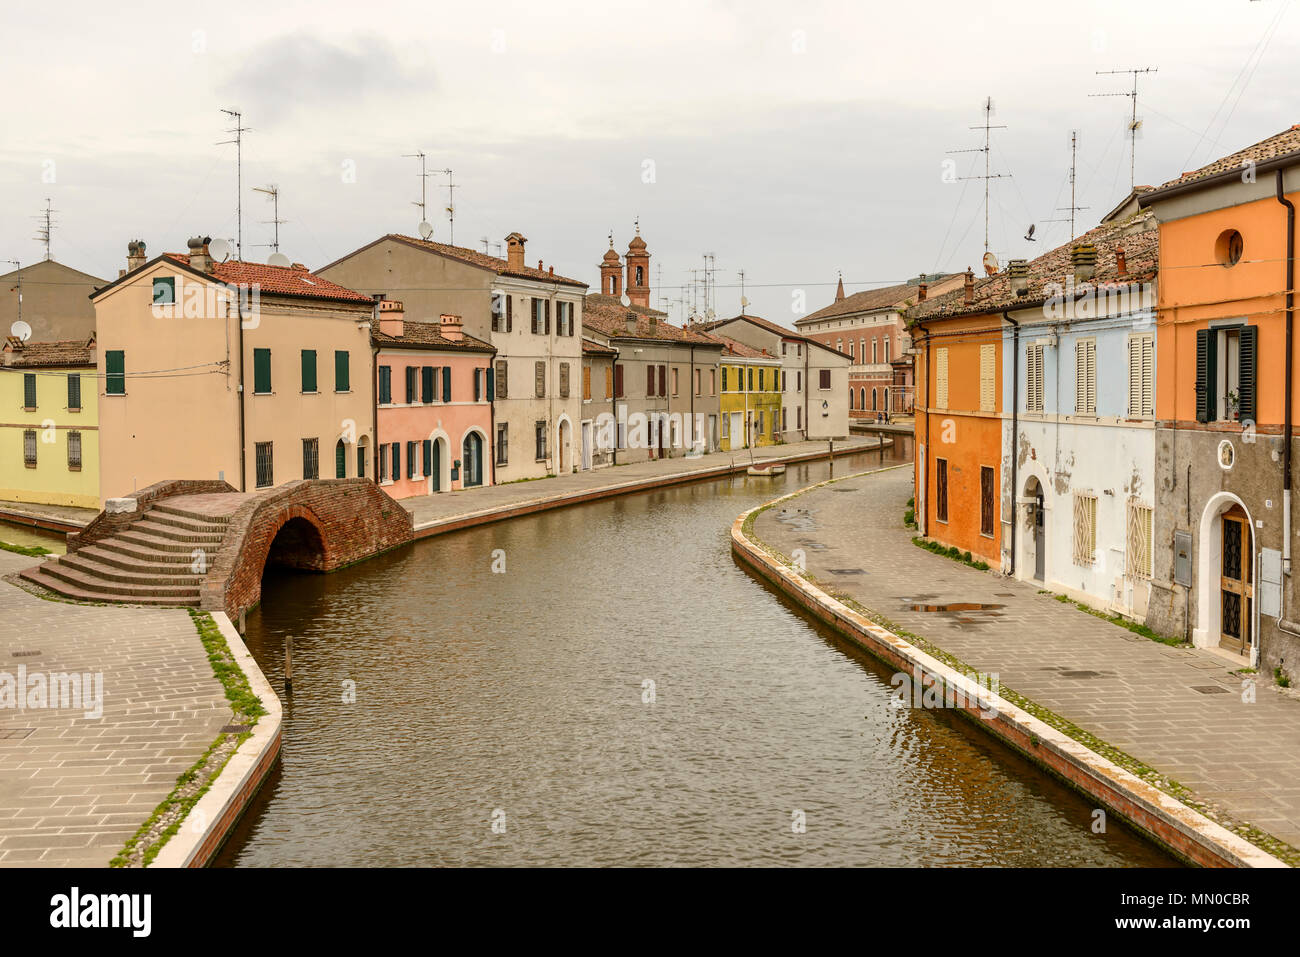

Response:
(284, 635), (293, 694)
(238, 608), (246, 634)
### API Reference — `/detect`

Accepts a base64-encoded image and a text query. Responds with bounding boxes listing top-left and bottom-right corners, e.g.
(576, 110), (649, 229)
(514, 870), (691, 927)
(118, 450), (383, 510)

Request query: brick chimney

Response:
(1072, 244), (1098, 282)
(625, 312), (637, 333)
(1115, 245), (1127, 278)
(963, 267), (975, 304)
(127, 239), (147, 273)
(505, 232), (527, 271)
(917, 275), (928, 302)
(439, 313), (464, 342)
(187, 236), (213, 274)
(378, 299), (404, 337)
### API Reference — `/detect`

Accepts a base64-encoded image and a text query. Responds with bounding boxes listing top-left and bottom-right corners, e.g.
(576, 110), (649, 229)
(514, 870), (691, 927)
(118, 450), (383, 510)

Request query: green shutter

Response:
(335, 440), (346, 478)
(301, 349), (317, 392)
(443, 366), (452, 403)
(253, 348), (272, 394)
(379, 366), (391, 404)
(486, 367), (495, 402)
(391, 442), (400, 480)
(106, 350), (125, 395)
(335, 350), (350, 392)
(67, 373), (81, 410)
(1238, 325), (1257, 422)
(1195, 329), (1214, 422)
(422, 439), (432, 476)
(422, 366), (434, 403)
(23, 374), (36, 409)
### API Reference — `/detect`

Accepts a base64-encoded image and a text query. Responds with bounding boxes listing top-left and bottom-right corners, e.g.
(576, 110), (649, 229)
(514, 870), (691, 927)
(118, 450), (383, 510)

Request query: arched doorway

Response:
(1024, 476), (1045, 582)
(557, 417), (572, 472)
(1195, 493), (1257, 658)
(356, 436), (369, 479)
(462, 432), (484, 487)
(334, 439), (348, 479)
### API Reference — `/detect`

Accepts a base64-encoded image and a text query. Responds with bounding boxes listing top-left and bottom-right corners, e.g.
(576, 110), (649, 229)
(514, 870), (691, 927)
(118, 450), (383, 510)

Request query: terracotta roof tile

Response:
(796, 275), (960, 324)
(1154, 124), (1300, 192)
(370, 318), (494, 353)
(2, 337), (96, 367)
(700, 313), (802, 339)
(581, 295), (720, 344)
(383, 234), (588, 288)
(581, 337), (618, 356)
(162, 254), (375, 305)
(702, 332), (779, 360)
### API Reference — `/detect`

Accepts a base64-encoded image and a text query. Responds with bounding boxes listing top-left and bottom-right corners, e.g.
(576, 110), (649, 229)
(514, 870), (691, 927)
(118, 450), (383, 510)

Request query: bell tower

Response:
(625, 221), (650, 308)
(599, 233), (622, 298)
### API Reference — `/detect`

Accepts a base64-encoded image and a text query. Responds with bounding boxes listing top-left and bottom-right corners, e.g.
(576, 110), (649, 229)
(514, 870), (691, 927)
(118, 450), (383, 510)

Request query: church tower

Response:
(625, 223), (650, 308)
(599, 235), (622, 298)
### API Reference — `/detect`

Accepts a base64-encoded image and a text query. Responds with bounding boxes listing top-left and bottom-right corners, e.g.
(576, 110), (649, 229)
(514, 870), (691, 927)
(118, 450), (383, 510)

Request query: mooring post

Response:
(238, 608), (246, 634)
(284, 635), (293, 694)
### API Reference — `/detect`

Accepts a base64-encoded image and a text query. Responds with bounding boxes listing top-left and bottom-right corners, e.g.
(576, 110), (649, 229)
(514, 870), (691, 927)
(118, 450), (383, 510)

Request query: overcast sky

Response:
(2, 0), (1297, 325)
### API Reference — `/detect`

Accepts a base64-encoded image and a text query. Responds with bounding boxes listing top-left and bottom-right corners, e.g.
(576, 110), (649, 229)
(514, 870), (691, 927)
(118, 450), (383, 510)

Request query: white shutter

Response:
(979, 343), (996, 412)
(1026, 344), (1044, 413)
(1076, 340), (1096, 414)
(1128, 336), (1141, 418)
(935, 347), (949, 409)
(1086, 340), (1096, 414)
(1140, 335), (1154, 418)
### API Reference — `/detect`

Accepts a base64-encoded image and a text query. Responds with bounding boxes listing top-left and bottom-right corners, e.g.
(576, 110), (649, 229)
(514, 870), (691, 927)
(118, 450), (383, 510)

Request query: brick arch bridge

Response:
(27, 478), (412, 618)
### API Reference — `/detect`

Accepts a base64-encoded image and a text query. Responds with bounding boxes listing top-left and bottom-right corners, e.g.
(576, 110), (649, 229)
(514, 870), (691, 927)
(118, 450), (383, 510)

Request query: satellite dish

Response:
(619, 293), (631, 307)
(706, 308), (716, 321)
(740, 296), (750, 308)
(982, 251), (999, 275)
(209, 238), (233, 263)
(418, 221), (434, 240)
(10, 319), (31, 342)
(268, 252), (291, 268)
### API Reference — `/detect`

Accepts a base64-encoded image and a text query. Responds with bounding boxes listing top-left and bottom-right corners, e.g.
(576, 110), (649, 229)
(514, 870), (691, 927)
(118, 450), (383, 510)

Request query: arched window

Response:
(859, 387), (866, 410)
(849, 387), (855, 410)
(335, 439), (347, 478)
(872, 389), (878, 410)
(636, 266), (644, 285)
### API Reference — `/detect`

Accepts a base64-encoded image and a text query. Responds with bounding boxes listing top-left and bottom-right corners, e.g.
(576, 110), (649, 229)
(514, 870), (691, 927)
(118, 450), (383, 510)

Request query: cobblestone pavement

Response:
(404, 436), (878, 529)
(751, 466), (1300, 851)
(0, 552), (231, 866)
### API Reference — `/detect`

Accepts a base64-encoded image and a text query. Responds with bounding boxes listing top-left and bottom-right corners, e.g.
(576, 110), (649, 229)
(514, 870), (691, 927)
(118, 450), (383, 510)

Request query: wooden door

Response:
(1219, 506), (1253, 655)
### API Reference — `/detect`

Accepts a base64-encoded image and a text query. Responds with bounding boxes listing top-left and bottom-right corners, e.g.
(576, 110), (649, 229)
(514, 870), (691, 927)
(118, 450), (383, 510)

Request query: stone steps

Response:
(18, 566), (199, 606)
(56, 551), (207, 587)
(77, 542), (212, 571)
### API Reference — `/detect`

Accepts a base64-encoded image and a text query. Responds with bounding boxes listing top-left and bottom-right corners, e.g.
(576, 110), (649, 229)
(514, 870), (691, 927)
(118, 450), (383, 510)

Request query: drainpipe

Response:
(1004, 310), (1020, 577)
(1277, 169), (1295, 578)
(488, 352), (497, 486)
(913, 317), (930, 537)
(803, 345), (810, 441)
(236, 298), (246, 492)
(370, 340), (379, 482)
(611, 354), (619, 466)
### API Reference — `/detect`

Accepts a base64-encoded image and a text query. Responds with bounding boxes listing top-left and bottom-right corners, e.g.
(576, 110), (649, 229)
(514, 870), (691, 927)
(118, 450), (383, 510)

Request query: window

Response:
(422, 439), (432, 478)
(531, 298), (549, 334)
(67, 431), (81, 471)
(560, 362), (570, 398)
(1026, 344), (1045, 413)
(152, 276), (175, 305)
(67, 374), (81, 411)
(672, 367), (679, 396)
(747, 368), (753, 392)
(535, 360), (546, 398)
(1127, 501), (1154, 579)
(849, 341), (855, 361)
(422, 366), (435, 403)
(443, 366), (452, 402)
(818, 369), (831, 390)
(871, 339), (877, 363)
(1073, 492), (1097, 566)
(1215, 229), (1244, 267)
(935, 458), (948, 523)
(335, 439), (347, 478)
(797, 407), (802, 430)
(872, 388), (877, 411)
(934, 347), (948, 408)
(849, 388), (855, 411)
(556, 301), (575, 336)
(302, 438), (319, 480)
(721, 414), (729, 439)
(1074, 339), (1096, 415)
(979, 343), (996, 412)
(406, 366), (418, 403)
(535, 420), (547, 461)
(583, 366), (592, 400)
(357, 443), (366, 478)
(301, 350), (317, 393)
(694, 368), (700, 396)
(884, 337), (891, 363)
(335, 351), (350, 392)
(1196, 324), (1257, 423)
(721, 368), (729, 392)
(495, 360), (508, 399)
(710, 369), (717, 395)
(253, 348), (272, 394)
(379, 443), (388, 481)
(980, 466), (995, 537)
(836, 338), (842, 354)
(781, 371), (786, 392)
(605, 366), (613, 398)
(391, 442), (401, 481)
(23, 373), (35, 409)
(407, 440), (417, 479)
(493, 293), (513, 333)
(23, 429), (36, 468)
(757, 411), (764, 436)
(659, 364), (667, 397)
(781, 408), (787, 431)
(496, 423), (508, 465)
(614, 365), (624, 398)
(1128, 333), (1155, 418)
(758, 369), (765, 391)
(255, 442), (274, 488)
(378, 365), (392, 404)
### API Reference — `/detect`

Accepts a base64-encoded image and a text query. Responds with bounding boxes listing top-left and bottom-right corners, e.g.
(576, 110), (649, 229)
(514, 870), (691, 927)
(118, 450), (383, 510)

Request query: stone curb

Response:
(150, 612), (282, 868)
(731, 469), (1289, 869)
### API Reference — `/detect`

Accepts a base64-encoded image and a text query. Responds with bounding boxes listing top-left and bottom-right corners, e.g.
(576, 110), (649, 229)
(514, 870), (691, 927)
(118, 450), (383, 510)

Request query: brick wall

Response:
(68, 478), (236, 553)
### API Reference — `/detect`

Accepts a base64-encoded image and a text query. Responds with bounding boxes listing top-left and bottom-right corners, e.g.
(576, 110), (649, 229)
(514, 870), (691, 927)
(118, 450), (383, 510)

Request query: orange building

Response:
(1140, 125), (1300, 674)
(908, 269), (1004, 566)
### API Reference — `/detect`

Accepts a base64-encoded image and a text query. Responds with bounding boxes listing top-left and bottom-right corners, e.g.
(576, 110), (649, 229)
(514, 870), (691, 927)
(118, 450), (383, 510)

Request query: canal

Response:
(216, 442), (1174, 866)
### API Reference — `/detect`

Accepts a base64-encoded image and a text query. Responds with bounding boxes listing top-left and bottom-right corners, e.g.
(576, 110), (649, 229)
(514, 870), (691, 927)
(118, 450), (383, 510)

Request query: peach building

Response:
(372, 301), (496, 497)
(92, 238), (377, 499)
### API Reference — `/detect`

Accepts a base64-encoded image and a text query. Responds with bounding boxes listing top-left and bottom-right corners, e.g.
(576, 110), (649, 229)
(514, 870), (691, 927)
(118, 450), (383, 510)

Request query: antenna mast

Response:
(3, 260), (19, 325)
(1044, 131), (1090, 240)
(218, 109), (251, 260)
(1090, 67), (1158, 190)
(32, 199), (56, 260)
(947, 96), (1007, 255)
(436, 169), (456, 246)
(252, 185), (286, 253)
(737, 269), (746, 312)
(402, 151), (434, 235)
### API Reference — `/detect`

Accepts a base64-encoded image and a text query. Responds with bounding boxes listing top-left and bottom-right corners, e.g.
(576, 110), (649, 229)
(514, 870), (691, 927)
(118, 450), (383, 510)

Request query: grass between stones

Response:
(0, 540), (51, 557)
(111, 609), (266, 868)
(743, 474), (1299, 868)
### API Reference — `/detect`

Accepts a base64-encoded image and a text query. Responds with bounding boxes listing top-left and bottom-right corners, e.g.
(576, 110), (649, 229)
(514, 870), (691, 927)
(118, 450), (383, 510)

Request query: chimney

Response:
(504, 232), (527, 270)
(963, 267), (974, 304)
(835, 275), (846, 302)
(625, 312), (637, 333)
(648, 314), (657, 330)
(378, 299), (404, 338)
(549, 265), (554, 277)
(439, 313), (464, 342)
(1008, 259), (1030, 297)
(187, 235), (213, 274)
(127, 239), (147, 273)
(917, 274), (928, 302)
(1072, 244), (1097, 282)
(1115, 245), (1127, 278)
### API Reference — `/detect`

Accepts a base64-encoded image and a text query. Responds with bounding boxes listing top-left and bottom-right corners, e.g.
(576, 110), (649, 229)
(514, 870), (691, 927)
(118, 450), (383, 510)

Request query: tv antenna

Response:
(737, 269), (747, 313)
(1044, 131), (1090, 240)
(435, 169), (456, 246)
(702, 253), (717, 314)
(3, 259), (22, 329)
(31, 199), (56, 260)
(1090, 67), (1158, 190)
(948, 96), (1008, 256)
(251, 185), (287, 255)
(402, 151), (436, 240)
(218, 109), (251, 261)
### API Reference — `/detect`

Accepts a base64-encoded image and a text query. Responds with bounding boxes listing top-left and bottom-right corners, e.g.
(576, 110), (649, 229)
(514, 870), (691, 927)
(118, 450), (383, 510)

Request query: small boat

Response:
(747, 462), (786, 477)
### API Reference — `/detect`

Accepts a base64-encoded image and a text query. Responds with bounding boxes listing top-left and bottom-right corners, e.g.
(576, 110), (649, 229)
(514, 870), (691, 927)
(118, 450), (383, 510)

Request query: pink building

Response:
(373, 302), (497, 498)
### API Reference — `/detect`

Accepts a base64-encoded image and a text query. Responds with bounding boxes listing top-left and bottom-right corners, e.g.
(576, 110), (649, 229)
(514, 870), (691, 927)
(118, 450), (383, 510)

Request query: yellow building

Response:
(712, 335), (781, 451)
(0, 337), (99, 508)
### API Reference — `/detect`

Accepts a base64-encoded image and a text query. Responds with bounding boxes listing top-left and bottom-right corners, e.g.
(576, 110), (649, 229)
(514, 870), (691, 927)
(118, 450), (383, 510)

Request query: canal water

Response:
(217, 441), (1173, 866)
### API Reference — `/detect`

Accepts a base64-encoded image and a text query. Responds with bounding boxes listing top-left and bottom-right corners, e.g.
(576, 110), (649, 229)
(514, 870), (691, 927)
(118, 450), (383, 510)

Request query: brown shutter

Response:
(658, 365), (666, 397)
(506, 295), (513, 332)
(545, 300), (551, 335)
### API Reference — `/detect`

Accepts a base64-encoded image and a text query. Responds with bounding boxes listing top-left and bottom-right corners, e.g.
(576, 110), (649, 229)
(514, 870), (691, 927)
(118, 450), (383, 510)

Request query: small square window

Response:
(152, 276), (175, 305)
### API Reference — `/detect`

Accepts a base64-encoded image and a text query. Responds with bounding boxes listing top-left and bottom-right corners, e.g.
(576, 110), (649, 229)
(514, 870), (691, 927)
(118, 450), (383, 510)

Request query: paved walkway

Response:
(0, 499), (96, 531)
(751, 466), (1300, 854)
(404, 436), (877, 530)
(0, 551), (231, 866)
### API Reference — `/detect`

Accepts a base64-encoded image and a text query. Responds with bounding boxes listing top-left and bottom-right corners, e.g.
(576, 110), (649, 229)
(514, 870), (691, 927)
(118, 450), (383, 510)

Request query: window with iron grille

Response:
(23, 429), (36, 468)
(534, 421), (547, 461)
(1073, 492), (1097, 566)
(980, 465), (995, 536)
(67, 373), (81, 410)
(23, 373), (36, 409)
(496, 423), (509, 465)
(1126, 501), (1154, 579)
(67, 431), (82, 471)
(255, 442), (274, 488)
(301, 438), (319, 480)
(935, 457), (948, 523)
